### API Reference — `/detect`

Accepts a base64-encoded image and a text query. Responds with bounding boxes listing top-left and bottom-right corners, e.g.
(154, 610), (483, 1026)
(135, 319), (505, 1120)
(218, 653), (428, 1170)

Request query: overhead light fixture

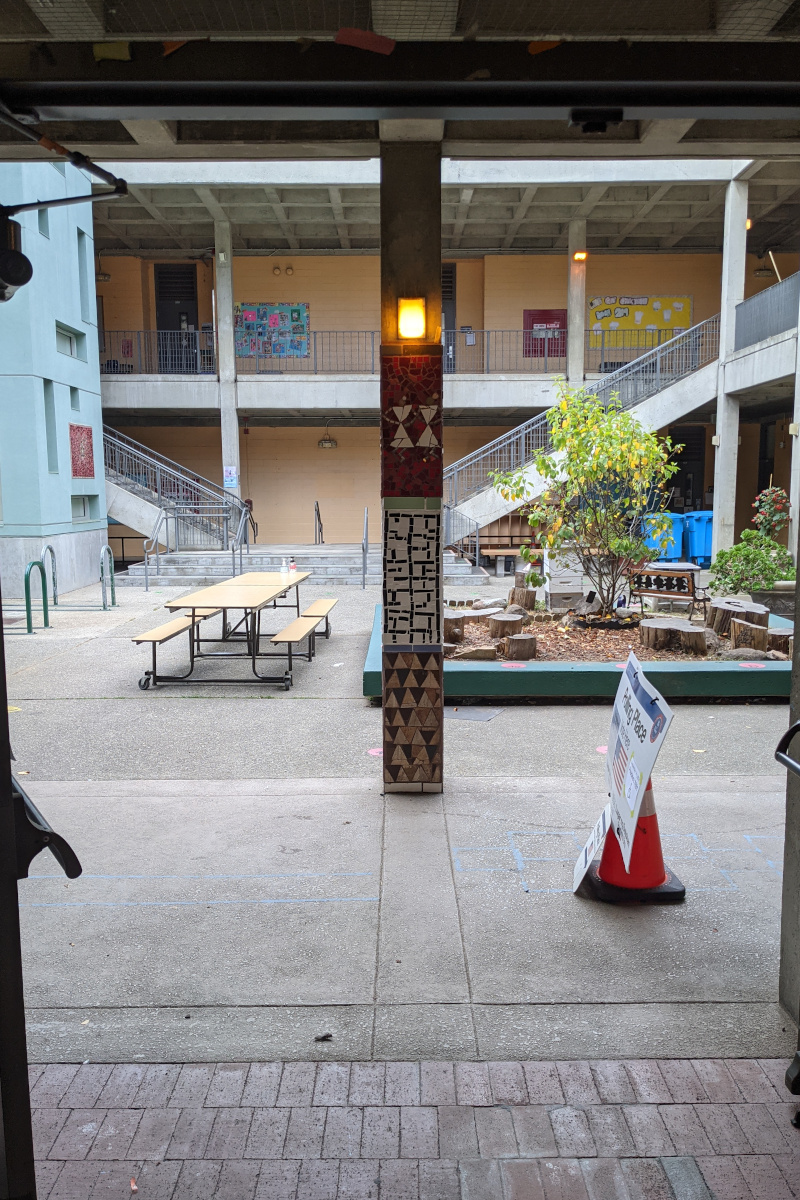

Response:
(746, 218), (752, 230)
(95, 255), (110, 283)
(318, 421), (337, 449)
(572, 250), (588, 262)
(754, 266), (774, 277)
(285, 265), (294, 276)
(397, 297), (426, 339)
(273, 265), (281, 276)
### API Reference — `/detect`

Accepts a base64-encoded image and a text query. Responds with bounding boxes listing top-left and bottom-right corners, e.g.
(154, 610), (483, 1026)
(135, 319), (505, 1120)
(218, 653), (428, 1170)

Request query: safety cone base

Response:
(581, 858), (686, 905)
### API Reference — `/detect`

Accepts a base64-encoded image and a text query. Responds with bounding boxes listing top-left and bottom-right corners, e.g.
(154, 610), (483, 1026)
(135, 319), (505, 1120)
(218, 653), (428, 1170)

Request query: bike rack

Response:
(22, 560), (48, 634)
(100, 544), (117, 610)
(41, 542), (58, 606)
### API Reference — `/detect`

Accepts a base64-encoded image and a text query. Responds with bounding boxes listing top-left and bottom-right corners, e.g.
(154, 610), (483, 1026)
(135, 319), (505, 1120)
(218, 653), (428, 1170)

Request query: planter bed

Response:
(362, 605), (792, 700)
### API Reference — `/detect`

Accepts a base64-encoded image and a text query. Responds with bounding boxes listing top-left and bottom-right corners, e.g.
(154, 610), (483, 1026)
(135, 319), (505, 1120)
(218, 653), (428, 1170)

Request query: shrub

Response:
(752, 485), (790, 539)
(710, 529), (795, 595)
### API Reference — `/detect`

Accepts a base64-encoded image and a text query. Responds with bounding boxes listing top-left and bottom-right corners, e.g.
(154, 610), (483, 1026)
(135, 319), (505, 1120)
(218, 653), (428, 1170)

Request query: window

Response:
(70, 387), (80, 412)
(71, 495), (89, 521)
(55, 323), (86, 360)
(38, 208), (49, 237)
(77, 229), (90, 321)
(43, 380), (58, 473)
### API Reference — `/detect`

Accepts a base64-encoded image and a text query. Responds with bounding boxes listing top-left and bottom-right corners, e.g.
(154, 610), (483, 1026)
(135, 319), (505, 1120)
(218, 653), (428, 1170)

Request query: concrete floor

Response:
(3, 581), (796, 1064)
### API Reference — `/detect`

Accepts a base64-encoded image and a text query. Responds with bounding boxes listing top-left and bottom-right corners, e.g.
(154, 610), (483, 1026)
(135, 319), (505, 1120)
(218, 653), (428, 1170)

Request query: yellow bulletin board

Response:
(587, 294), (693, 340)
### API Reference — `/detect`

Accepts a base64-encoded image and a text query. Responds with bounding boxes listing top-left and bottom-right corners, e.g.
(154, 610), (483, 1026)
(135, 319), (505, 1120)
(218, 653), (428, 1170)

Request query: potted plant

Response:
(710, 528), (795, 615)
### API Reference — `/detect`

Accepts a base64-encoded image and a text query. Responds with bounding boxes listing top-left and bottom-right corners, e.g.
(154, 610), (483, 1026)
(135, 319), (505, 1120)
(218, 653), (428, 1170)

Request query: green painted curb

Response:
(363, 604), (791, 700)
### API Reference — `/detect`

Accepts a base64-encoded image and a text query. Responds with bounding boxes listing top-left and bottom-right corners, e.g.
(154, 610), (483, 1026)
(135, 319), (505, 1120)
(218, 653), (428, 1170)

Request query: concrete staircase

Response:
(118, 543), (488, 587)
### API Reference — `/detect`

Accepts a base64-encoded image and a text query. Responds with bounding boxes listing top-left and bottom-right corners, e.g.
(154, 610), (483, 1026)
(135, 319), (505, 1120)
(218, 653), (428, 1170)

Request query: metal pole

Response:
(0, 556), (39, 1200)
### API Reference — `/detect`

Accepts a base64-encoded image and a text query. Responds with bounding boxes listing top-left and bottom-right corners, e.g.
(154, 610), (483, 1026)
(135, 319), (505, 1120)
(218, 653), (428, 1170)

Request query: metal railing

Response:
(101, 329), (216, 375)
(104, 425), (247, 551)
(230, 505), (252, 577)
(361, 506), (368, 590)
(314, 501), (324, 545)
(100, 328), (679, 377)
(237, 331), (378, 375)
(444, 314), (721, 510)
(443, 504), (481, 565)
(143, 510), (168, 591)
(734, 273), (800, 351)
(593, 314), (721, 411)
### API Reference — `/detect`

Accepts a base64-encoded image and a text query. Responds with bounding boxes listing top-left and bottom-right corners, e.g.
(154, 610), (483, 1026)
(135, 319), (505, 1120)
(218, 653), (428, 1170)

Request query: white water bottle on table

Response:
(281, 557), (288, 578)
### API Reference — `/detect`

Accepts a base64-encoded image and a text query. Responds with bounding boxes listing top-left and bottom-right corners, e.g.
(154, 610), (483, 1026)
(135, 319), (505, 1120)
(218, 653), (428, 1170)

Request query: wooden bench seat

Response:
(270, 615), (321, 666)
(302, 597), (338, 638)
(133, 608), (221, 644)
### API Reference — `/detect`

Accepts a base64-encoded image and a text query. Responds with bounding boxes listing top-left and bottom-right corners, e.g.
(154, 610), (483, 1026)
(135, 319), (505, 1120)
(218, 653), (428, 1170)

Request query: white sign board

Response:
(572, 802), (612, 892)
(605, 652), (673, 871)
(223, 465), (238, 489)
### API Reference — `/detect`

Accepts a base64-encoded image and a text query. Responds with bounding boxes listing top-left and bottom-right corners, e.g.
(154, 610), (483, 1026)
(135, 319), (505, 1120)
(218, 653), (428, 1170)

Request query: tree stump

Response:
(767, 629), (793, 655)
(487, 613), (526, 638)
(501, 632), (537, 659)
(679, 628), (709, 656)
(443, 613), (464, 643)
(707, 598), (770, 635)
(507, 587), (539, 610)
(464, 607), (503, 625)
(730, 618), (769, 652)
(640, 617), (694, 651)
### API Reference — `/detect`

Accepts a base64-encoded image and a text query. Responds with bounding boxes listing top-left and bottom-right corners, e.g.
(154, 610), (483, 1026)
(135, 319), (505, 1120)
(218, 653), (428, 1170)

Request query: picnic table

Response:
(135, 570), (311, 689)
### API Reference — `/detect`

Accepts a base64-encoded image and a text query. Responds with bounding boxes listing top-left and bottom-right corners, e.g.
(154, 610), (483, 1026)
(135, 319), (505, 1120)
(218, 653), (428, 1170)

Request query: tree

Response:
(492, 383), (680, 615)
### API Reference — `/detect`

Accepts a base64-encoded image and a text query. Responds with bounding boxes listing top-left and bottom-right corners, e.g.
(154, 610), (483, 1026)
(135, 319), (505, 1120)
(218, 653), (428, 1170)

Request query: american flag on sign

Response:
(611, 736), (628, 796)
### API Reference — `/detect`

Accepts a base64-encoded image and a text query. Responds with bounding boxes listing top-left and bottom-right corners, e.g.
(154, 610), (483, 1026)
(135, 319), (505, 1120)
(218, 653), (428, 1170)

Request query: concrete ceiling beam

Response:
(450, 188), (475, 250)
(119, 120), (177, 146)
(263, 187), (300, 250)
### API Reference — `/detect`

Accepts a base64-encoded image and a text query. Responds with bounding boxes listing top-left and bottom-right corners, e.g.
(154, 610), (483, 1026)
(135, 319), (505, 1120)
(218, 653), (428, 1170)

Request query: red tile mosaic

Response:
(69, 424), (94, 479)
(380, 354), (443, 498)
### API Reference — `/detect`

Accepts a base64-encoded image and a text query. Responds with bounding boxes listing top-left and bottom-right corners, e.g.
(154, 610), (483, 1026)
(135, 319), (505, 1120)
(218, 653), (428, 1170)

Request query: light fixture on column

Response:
(397, 297), (426, 339)
(572, 250), (588, 262)
(318, 420), (338, 449)
(273, 265), (281, 276)
(746, 218), (752, 230)
(285, 266), (294, 276)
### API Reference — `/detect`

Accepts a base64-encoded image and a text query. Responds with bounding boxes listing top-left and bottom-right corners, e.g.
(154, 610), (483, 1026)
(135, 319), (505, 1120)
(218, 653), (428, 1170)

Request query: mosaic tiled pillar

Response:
(380, 140), (443, 793)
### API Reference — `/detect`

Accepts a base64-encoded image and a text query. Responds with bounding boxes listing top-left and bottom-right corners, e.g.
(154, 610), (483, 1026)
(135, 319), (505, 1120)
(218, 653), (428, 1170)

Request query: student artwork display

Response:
(587, 295), (692, 339)
(234, 302), (310, 358)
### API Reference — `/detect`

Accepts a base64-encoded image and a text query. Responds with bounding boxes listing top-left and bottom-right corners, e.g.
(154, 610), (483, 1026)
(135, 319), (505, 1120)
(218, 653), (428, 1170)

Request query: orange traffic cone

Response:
(583, 779), (685, 904)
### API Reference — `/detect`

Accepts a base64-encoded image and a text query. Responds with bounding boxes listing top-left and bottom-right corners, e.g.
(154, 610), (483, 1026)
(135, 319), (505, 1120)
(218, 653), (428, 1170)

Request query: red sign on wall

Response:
(523, 308), (567, 358)
(69, 424), (95, 478)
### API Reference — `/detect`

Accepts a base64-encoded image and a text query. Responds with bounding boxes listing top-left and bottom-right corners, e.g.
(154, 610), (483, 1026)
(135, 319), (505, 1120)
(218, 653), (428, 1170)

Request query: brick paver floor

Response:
(30, 1059), (800, 1199)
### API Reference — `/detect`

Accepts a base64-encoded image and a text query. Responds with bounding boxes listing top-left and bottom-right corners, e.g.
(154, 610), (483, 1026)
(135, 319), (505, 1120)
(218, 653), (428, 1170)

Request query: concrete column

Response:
(718, 180), (749, 359)
(380, 140), (443, 794)
(710, 181), (749, 557)
(213, 220), (240, 497)
(566, 219), (587, 385)
(710, 391), (740, 555)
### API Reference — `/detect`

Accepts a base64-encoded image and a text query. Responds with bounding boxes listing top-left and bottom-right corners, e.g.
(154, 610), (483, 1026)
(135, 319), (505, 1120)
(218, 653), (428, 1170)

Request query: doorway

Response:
(154, 263), (199, 372)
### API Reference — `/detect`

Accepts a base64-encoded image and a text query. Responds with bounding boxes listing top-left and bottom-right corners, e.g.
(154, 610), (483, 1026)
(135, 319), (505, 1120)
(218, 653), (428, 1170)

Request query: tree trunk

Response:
(507, 587), (539, 610)
(679, 628), (709, 656)
(730, 618), (769, 652)
(707, 598), (770, 635)
(767, 629), (793, 655)
(640, 617), (694, 651)
(501, 632), (537, 659)
(443, 613), (465, 643)
(465, 607), (504, 625)
(487, 613), (526, 638)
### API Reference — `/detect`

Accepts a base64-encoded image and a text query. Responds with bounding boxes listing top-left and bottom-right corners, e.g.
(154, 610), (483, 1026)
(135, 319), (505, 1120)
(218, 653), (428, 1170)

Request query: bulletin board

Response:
(587, 295), (692, 342)
(234, 302), (310, 358)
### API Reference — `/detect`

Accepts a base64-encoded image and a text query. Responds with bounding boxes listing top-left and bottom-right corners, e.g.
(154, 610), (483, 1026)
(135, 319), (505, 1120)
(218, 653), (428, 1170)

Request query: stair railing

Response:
(143, 509), (168, 592)
(314, 501), (324, 545)
(231, 505), (251, 577)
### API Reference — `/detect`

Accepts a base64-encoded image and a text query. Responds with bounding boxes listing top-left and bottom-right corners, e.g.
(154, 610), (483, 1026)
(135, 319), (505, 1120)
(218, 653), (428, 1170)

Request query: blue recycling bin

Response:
(683, 510), (714, 566)
(643, 513), (684, 562)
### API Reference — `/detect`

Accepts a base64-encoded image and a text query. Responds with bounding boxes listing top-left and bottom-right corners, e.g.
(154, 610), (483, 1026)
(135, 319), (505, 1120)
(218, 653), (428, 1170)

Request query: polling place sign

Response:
(605, 652), (673, 870)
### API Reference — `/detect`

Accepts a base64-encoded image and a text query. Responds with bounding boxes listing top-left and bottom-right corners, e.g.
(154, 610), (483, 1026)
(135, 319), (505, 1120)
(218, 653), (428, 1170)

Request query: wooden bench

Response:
(628, 564), (709, 620)
(133, 608), (221, 689)
(270, 615), (322, 668)
(302, 597), (338, 639)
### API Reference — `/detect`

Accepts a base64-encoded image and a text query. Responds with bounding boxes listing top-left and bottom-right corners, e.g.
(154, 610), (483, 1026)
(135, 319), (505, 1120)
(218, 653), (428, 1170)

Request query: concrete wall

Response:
(118, 423), (513, 543)
(0, 161), (107, 591)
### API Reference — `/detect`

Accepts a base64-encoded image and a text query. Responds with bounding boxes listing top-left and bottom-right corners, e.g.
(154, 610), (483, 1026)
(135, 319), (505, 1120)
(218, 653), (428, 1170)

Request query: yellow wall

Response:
(121, 423), (513, 543)
(98, 251), (800, 334)
(231, 257), (381, 331)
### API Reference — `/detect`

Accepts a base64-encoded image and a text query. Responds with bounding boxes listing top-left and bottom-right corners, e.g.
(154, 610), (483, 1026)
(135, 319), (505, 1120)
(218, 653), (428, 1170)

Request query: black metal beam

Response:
(4, 41), (800, 121)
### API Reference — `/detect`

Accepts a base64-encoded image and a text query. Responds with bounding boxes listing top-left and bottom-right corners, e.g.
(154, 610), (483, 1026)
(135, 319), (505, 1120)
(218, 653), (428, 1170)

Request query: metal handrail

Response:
(231, 505), (251, 577)
(143, 509), (168, 592)
(443, 505), (481, 566)
(314, 501), (324, 545)
(361, 507), (368, 590)
(443, 313), (722, 511)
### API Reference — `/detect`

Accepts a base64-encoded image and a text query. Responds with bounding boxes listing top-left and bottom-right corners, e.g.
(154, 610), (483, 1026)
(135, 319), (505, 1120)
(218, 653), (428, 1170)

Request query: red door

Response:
(523, 308), (567, 359)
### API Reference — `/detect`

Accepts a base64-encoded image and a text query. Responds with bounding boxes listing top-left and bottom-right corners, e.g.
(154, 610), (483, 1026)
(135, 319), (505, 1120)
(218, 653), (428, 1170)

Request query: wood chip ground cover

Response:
(450, 617), (707, 663)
